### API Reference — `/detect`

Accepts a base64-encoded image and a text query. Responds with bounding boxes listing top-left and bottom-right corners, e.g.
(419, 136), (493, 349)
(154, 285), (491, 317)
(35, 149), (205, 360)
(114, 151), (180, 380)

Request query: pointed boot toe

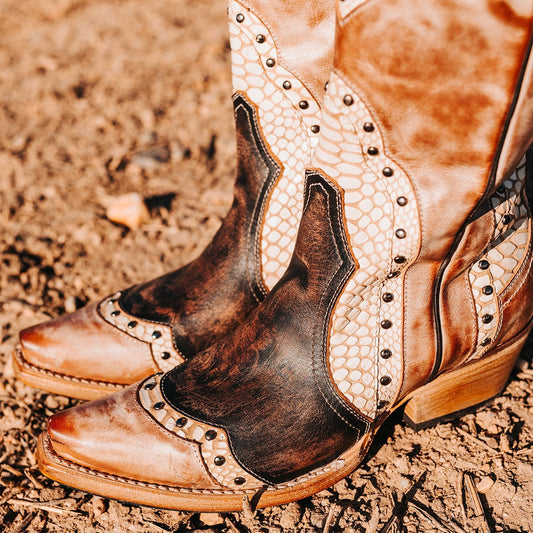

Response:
(15, 301), (160, 400)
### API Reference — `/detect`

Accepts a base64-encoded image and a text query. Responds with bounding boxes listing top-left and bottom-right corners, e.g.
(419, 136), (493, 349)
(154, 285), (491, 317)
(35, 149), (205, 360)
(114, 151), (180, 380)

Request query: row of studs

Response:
(230, 2), (321, 138)
(468, 160), (530, 358)
(334, 73), (421, 414)
(317, 73), (421, 418)
(98, 293), (184, 371)
(229, 0), (322, 290)
(139, 374), (263, 489)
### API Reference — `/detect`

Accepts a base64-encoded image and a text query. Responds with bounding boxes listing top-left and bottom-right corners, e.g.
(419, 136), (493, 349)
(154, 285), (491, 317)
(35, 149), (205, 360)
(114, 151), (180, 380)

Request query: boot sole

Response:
(36, 326), (530, 512)
(12, 345), (124, 401)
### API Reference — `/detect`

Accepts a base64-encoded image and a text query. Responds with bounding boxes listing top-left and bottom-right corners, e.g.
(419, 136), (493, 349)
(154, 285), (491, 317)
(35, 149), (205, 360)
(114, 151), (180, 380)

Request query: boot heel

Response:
(403, 327), (531, 430)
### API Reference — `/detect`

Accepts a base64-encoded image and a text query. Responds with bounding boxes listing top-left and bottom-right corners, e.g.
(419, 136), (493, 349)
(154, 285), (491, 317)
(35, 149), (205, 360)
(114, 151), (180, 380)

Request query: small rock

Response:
(44, 395), (61, 409)
(92, 496), (108, 517)
(105, 193), (149, 230)
(476, 476), (495, 494)
(131, 146), (170, 169)
(64, 296), (77, 314)
(279, 502), (303, 530)
(199, 513), (224, 526)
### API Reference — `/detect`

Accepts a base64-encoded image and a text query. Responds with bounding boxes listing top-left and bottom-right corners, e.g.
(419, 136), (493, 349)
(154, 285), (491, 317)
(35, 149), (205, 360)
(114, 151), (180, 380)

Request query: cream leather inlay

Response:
(229, 0), (321, 291)
(313, 72), (421, 419)
(98, 293), (185, 371)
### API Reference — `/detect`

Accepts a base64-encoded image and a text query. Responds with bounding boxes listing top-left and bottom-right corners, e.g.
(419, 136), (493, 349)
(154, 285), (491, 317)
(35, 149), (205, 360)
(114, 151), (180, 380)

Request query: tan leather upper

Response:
(19, 304), (158, 385)
(242, 0), (335, 102)
(47, 385), (220, 489)
(335, 0), (533, 395)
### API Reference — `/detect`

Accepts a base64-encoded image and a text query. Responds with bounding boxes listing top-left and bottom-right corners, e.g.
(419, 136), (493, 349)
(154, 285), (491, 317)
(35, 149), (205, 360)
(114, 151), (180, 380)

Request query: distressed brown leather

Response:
(19, 304), (157, 385)
(18, 0), (336, 391)
(162, 174), (369, 484)
(48, 385), (220, 488)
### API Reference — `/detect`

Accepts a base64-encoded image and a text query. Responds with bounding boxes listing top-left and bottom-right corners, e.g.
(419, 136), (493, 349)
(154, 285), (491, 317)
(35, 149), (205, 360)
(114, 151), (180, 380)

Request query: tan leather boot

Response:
(37, 0), (533, 512)
(14, 0), (335, 399)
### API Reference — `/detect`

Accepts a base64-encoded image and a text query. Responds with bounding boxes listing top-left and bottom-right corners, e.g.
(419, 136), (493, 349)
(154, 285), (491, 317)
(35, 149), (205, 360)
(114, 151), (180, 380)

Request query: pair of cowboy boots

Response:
(14, 0), (533, 512)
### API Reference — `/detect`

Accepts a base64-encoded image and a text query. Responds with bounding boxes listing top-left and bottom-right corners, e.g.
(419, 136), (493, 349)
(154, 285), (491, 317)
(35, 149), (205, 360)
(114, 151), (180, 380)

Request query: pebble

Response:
(279, 502), (302, 530)
(106, 193), (149, 230)
(476, 476), (495, 494)
(199, 513), (224, 526)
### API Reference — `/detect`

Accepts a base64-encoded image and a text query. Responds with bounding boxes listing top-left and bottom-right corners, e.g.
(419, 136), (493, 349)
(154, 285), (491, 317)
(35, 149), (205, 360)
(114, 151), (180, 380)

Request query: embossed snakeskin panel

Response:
(229, 0), (321, 290)
(313, 72), (421, 419)
(468, 158), (531, 358)
(99, 293), (185, 371)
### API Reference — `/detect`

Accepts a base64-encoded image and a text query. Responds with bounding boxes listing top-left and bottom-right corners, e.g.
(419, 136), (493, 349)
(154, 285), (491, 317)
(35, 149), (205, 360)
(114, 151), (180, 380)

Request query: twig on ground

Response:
(409, 498), (467, 533)
(6, 511), (38, 533)
(7, 498), (82, 515)
(463, 473), (492, 533)
(322, 503), (340, 533)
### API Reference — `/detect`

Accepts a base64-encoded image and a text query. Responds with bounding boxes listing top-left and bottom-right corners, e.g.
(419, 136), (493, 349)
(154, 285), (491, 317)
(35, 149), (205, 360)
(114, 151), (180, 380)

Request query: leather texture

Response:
(39, 0), (533, 500)
(19, 303), (157, 384)
(17, 0), (336, 394)
(47, 385), (220, 489)
(161, 174), (369, 484)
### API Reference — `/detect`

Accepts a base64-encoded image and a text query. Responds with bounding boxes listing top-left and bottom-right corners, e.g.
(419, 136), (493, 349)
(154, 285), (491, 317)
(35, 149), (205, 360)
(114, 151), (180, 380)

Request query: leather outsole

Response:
(12, 346), (124, 401)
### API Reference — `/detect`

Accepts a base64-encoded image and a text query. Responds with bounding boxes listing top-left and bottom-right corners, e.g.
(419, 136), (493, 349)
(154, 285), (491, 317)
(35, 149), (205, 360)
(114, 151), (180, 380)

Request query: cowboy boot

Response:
(13, 0), (335, 400)
(36, 0), (533, 511)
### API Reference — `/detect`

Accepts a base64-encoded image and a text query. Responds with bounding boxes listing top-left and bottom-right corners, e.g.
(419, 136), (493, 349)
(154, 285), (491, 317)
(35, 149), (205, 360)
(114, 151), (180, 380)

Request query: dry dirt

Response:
(1, 1), (533, 532)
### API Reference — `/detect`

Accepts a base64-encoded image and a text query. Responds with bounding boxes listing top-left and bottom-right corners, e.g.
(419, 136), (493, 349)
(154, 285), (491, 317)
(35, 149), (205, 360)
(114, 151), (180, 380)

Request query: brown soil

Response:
(1, 1), (533, 532)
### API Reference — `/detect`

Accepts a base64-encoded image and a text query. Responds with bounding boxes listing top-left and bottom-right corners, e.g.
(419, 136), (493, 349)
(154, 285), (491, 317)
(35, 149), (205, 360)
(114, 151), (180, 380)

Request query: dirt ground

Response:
(1, 1), (533, 532)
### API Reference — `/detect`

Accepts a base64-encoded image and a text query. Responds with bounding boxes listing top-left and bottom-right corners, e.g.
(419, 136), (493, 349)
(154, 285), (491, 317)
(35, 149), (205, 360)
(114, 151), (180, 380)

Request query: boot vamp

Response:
(19, 303), (157, 385)
(47, 384), (220, 489)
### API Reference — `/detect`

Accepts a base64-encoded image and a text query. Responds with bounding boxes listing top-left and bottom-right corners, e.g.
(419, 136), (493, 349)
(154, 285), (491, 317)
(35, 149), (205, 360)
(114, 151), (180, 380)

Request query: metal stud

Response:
(234, 477), (246, 485)
(381, 320), (392, 329)
(324, 81), (329, 91)
(255, 34), (266, 43)
(395, 229), (407, 239)
(144, 382), (156, 390)
(128, 321), (137, 329)
(111, 310), (120, 317)
(367, 146), (379, 156)
(176, 417), (187, 428)
(482, 286), (494, 295)
(387, 271), (400, 279)
(152, 330), (162, 339)
(343, 95), (354, 106)
(479, 260), (490, 270)
(299, 100), (309, 110)
(266, 58), (275, 67)
(497, 185), (506, 194)
(236, 13), (244, 22)
(214, 456), (226, 466)
(108, 299), (118, 305)
(394, 255), (407, 264)
(153, 402), (165, 410)
(282, 80), (292, 90)
(396, 196), (408, 206)
(311, 125), (320, 134)
(378, 400), (389, 410)
(382, 293), (394, 303)
(482, 314), (493, 324)
(380, 376), (392, 386)
(382, 167), (393, 177)
(205, 430), (217, 441)
(480, 338), (491, 347)
(502, 214), (512, 224)
(380, 349), (392, 359)
(161, 351), (171, 360)
(363, 122), (374, 132)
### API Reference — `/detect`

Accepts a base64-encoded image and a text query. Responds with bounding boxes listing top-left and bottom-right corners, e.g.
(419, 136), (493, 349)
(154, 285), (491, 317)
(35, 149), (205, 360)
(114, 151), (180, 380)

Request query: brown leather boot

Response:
(14, 0), (335, 399)
(37, 0), (533, 512)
